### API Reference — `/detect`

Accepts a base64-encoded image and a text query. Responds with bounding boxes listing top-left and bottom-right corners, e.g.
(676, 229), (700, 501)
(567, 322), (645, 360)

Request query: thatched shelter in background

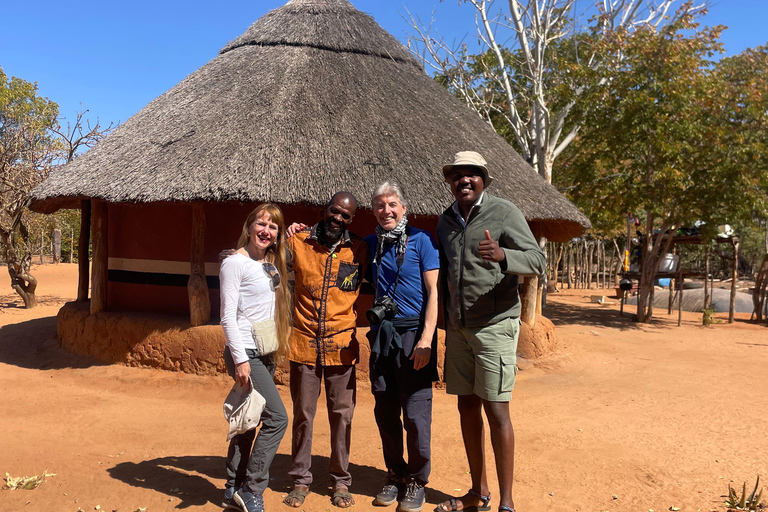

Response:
(30, 0), (590, 374)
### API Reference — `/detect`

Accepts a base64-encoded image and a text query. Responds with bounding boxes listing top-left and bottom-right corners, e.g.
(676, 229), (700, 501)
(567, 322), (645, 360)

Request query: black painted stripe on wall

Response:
(109, 269), (220, 289)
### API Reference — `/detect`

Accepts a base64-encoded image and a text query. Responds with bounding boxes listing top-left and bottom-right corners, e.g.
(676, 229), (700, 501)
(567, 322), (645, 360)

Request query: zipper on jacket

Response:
(459, 223), (467, 328)
(458, 204), (482, 328)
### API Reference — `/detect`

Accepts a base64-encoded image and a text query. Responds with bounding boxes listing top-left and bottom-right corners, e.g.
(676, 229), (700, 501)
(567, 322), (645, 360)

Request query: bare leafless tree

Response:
(406, 0), (706, 183)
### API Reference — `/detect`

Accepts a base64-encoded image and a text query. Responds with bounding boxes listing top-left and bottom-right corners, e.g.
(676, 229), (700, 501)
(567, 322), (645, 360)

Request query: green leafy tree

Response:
(561, 12), (768, 322)
(0, 67), (59, 308)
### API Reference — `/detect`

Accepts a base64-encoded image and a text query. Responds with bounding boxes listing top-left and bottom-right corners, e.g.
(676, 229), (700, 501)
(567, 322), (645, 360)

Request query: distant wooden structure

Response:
(621, 234), (740, 325)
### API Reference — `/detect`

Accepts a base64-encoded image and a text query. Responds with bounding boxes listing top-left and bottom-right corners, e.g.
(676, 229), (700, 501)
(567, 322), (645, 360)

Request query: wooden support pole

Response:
(188, 204), (211, 326)
(90, 200), (108, 314)
(667, 274), (674, 315)
(77, 200), (91, 302)
(677, 268), (684, 327)
(521, 275), (538, 327)
(729, 238), (739, 323)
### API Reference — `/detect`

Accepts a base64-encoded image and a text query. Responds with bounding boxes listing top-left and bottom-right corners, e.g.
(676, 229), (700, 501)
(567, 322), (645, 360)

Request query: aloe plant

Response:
(726, 476), (764, 511)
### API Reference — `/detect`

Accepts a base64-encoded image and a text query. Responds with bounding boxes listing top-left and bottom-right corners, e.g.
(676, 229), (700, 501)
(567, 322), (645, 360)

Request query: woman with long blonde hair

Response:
(220, 203), (292, 512)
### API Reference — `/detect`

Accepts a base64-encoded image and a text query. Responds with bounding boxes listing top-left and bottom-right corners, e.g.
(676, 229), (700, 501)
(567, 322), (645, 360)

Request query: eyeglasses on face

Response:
(262, 262), (281, 289)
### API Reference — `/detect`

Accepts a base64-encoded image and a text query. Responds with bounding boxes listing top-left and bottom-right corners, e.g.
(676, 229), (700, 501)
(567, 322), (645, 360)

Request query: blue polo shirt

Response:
(365, 227), (440, 325)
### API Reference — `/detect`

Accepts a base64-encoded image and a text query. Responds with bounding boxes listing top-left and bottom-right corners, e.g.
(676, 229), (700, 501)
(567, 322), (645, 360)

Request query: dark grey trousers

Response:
(288, 361), (356, 488)
(369, 329), (433, 485)
(224, 347), (288, 495)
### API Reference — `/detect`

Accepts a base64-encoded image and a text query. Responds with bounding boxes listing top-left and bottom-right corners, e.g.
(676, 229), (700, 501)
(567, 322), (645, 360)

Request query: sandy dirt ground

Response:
(1, 263), (766, 512)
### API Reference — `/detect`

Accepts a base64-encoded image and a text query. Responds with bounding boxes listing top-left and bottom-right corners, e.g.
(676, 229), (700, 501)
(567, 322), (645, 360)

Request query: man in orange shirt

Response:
(284, 192), (369, 509)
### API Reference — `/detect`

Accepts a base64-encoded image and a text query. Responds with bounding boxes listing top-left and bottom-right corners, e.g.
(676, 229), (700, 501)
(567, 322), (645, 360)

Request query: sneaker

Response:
(374, 479), (402, 506)
(234, 489), (265, 512)
(222, 486), (238, 509)
(398, 480), (425, 512)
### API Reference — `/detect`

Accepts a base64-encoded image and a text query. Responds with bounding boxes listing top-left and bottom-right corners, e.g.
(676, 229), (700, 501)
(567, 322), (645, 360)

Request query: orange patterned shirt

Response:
(287, 224), (370, 366)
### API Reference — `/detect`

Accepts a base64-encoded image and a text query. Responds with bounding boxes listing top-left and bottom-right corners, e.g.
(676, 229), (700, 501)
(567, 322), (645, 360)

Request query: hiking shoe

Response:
(374, 479), (403, 506)
(234, 489), (265, 512)
(398, 480), (425, 512)
(222, 486), (239, 508)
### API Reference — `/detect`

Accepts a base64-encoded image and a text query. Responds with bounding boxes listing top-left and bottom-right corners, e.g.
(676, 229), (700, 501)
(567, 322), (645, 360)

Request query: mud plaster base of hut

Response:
(57, 302), (557, 381)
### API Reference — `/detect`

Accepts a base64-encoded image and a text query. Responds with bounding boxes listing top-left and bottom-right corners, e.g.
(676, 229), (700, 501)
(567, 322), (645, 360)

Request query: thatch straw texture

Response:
(30, 0), (590, 241)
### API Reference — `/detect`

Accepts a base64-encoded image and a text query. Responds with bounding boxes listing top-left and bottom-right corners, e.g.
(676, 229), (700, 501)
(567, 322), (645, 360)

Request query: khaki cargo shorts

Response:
(444, 317), (520, 402)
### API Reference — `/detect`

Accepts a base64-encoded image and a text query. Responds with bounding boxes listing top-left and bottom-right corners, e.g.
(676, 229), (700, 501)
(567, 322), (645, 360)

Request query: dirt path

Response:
(1, 264), (766, 512)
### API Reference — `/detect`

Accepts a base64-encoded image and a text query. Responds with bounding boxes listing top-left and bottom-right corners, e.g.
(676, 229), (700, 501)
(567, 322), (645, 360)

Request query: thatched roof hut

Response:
(28, 0), (590, 373)
(31, 0), (589, 242)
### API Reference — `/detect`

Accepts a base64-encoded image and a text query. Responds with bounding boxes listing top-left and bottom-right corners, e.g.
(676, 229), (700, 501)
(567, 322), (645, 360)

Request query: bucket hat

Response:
(223, 378), (266, 441)
(442, 151), (494, 186)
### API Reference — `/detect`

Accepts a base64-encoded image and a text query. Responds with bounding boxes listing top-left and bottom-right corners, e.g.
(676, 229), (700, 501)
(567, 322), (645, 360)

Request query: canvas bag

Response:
(223, 377), (266, 441)
(248, 318), (279, 356)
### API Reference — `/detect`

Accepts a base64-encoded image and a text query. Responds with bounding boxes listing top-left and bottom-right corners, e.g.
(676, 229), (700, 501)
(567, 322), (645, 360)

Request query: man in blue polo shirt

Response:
(365, 181), (439, 512)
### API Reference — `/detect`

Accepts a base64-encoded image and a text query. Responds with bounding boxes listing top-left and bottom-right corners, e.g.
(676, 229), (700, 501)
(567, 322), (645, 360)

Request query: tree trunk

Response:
(704, 245), (710, 311)
(553, 243), (563, 291)
(729, 238), (739, 324)
(566, 244), (573, 289)
(754, 254), (768, 323)
(53, 229), (61, 264)
(2, 221), (38, 308)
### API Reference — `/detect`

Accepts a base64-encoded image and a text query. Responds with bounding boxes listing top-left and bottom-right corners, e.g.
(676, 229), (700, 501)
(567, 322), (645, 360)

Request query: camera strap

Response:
(374, 227), (409, 300)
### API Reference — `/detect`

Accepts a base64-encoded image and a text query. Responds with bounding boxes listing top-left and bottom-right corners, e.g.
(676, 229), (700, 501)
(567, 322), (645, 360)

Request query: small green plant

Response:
(702, 305), (717, 326)
(726, 476), (764, 510)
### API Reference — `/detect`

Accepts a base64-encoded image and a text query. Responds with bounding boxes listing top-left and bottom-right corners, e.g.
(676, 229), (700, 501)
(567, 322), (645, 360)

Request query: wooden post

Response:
(77, 200), (91, 302)
(729, 237), (739, 323)
(667, 273), (674, 315)
(521, 276), (538, 327)
(90, 200), (108, 314)
(188, 204), (211, 326)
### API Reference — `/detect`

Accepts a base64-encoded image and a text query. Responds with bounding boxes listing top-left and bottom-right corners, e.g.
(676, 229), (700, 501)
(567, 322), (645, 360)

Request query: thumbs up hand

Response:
(478, 229), (505, 262)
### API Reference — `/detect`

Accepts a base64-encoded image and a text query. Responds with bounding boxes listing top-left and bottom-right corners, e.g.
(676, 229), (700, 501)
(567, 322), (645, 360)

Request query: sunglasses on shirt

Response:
(262, 262), (281, 289)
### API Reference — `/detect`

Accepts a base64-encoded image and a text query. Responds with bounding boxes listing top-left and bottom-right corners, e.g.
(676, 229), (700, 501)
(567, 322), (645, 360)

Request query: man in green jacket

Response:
(435, 151), (546, 512)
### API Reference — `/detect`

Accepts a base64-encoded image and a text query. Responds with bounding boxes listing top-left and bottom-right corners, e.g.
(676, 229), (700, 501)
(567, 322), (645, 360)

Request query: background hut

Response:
(30, 0), (590, 373)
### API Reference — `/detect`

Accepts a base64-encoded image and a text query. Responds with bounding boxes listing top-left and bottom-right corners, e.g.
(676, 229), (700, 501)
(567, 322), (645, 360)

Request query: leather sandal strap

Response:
(468, 489), (491, 503)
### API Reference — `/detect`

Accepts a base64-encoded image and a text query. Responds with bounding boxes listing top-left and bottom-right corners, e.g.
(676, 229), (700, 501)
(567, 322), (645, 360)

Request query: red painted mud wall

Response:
(105, 201), (439, 321)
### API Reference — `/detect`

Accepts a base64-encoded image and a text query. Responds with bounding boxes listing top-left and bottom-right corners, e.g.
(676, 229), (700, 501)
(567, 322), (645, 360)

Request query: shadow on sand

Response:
(545, 299), (645, 331)
(0, 315), (103, 370)
(108, 453), (453, 508)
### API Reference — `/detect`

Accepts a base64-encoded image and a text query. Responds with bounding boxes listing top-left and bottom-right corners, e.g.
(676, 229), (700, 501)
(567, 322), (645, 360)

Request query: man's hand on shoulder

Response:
(286, 222), (308, 238)
(478, 230), (505, 262)
(219, 248), (237, 262)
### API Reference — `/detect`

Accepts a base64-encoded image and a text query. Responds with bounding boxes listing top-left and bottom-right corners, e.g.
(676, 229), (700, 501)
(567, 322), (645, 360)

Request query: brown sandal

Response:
(331, 486), (355, 508)
(283, 486), (309, 508)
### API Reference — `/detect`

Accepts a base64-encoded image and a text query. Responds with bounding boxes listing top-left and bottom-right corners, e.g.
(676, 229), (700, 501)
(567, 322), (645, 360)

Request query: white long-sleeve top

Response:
(219, 252), (276, 365)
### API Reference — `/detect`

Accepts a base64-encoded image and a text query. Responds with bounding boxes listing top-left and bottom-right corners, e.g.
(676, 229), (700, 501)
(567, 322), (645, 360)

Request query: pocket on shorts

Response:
(499, 354), (517, 394)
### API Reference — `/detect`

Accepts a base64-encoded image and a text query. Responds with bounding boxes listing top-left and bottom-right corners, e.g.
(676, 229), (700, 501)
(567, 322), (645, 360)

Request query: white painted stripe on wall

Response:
(108, 258), (220, 276)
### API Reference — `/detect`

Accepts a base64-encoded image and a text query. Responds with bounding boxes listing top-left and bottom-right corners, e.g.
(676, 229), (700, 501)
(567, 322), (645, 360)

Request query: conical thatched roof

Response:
(30, 0), (590, 241)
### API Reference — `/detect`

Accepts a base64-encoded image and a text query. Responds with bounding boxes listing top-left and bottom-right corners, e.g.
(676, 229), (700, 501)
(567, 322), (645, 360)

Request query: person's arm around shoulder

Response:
(219, 255), (251, 386)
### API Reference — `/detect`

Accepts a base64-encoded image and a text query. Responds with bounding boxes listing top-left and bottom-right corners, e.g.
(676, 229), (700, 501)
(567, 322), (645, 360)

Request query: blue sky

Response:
(1, 1), (766, 128)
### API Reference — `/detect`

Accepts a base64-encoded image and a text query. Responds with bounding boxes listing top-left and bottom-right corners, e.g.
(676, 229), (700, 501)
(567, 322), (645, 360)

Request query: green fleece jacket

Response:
(437, 193), (546, 328)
